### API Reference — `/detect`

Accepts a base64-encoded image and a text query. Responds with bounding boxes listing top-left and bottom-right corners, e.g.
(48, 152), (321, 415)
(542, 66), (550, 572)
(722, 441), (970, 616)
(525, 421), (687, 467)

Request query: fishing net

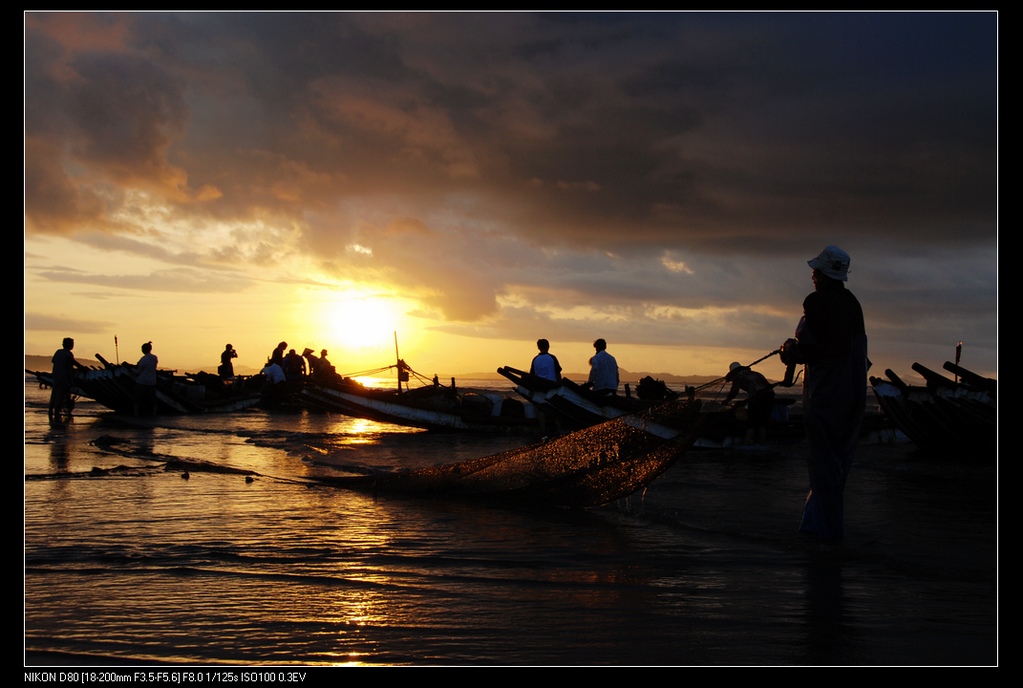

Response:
(322, 398), (706, 508)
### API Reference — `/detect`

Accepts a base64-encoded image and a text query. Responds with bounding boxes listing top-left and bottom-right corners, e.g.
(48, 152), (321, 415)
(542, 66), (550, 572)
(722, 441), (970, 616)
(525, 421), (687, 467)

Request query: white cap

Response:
(808, 245), (851, 281)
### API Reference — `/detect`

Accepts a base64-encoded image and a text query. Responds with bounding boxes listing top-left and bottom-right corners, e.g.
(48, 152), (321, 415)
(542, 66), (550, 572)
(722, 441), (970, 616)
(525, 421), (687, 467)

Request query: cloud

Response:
(35, 265), (253, 294)
(24, 312), (113, 334)
(25, 19), (193, 235)
(23, 12), (998, 375)
(26, 12), (997, 252)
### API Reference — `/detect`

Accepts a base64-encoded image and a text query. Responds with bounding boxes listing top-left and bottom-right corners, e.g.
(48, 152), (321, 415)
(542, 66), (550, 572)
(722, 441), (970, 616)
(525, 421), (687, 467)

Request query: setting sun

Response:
(328, 294), (399, 348)
(22, 11), (998, 382)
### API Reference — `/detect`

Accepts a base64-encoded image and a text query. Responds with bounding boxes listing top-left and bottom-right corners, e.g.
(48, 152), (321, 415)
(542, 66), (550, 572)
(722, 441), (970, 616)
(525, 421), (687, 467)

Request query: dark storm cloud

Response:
(26, 11), (996, 250)
(25, 17), (191, 234)
(32, 14), (997, 214)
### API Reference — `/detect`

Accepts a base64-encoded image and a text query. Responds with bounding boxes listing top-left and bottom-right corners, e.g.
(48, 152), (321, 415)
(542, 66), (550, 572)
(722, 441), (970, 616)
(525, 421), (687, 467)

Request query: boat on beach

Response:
(870, 361), (996, 457)
(497, 365), (682, 428)
(299, 360), (537, 432)
(315, 396), (707, 507)
(497, 365), (803, 446)
(27, 353), (264, 415)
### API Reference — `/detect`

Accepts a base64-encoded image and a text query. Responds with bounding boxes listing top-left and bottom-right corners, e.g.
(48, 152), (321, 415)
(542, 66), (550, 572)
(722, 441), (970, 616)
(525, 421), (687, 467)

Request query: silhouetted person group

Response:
(43, 244), (868, 547)
(303, 348), (335, 379)
(263, 341), (337, 385)
(526, 252), (869, 547)
(526, 337), (619, 395)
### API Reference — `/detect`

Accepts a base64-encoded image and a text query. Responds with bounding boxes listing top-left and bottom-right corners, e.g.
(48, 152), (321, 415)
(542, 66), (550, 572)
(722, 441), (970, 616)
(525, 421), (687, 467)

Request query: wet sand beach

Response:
(24, 380), (997, 666)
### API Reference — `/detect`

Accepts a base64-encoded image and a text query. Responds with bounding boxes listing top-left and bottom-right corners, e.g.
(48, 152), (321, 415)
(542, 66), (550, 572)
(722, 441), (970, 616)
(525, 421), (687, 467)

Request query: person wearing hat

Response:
(723, 361), (775, 445)
(302, 347), (320, 376)
(780, 245), (869, 543)
(317, 349), (335, 378)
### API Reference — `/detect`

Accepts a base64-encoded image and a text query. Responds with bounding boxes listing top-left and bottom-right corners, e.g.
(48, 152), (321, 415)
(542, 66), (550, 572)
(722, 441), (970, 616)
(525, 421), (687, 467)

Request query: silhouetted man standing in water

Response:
(49, 337), (84, 419)
(781, 246), (869, 543)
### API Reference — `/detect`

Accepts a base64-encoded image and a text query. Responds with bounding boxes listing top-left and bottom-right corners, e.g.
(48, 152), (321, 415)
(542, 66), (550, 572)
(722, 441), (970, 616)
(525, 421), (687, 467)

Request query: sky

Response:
(24, 11), (998, 382)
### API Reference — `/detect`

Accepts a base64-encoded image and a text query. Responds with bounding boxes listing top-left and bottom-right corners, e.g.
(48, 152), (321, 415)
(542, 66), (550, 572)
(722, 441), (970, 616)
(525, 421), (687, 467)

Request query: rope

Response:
(338, 365), (396, 379)
(337, 363), (453, 392)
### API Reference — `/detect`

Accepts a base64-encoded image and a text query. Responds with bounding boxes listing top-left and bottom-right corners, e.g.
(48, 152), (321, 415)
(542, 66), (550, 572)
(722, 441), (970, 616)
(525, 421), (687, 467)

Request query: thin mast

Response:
(394, 331), (401, 393)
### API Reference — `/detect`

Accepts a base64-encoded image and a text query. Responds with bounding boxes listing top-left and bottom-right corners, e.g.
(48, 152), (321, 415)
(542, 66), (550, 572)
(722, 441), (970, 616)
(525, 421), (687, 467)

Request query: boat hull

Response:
(497, 366), (666, 428)
(497, 365), (804, 445)
(299, 378), (537, 432)
(870, 362), (996, 457)
(28, 365), (263, 415)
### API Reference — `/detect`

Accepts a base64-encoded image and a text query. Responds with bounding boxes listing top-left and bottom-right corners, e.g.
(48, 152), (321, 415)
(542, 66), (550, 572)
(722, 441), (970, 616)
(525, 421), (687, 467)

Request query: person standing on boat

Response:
(133, 341), (159, 416)
(317, 349), (335, 379)
(530, 339), (563, 382)
(270, 341), (287, 367)
(587, 338), (619, 395)
(49, 337), (84, 420)
(780, 245), (869, 543)
(283, 348), (306, 382)
(219, 343), (237, 379)
(302, 348), (319, 376)
(723, 361), (775, 445)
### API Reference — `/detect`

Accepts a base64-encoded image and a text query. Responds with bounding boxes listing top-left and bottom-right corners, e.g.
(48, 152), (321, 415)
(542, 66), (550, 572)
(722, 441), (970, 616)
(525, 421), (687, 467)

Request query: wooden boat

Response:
(315, 397), (706, 507)
(870, 361), (996, 457)
(497, 365), (681, 428)
(27, 353), (263, 415)
(497, 365), (805, 444)
(503, 363), (887, 445)
(299, 361), (537, 432)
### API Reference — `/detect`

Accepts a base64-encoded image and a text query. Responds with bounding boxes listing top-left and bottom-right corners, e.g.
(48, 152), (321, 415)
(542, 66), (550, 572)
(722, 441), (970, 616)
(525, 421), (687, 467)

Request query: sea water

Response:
(24, 377), (997, 666)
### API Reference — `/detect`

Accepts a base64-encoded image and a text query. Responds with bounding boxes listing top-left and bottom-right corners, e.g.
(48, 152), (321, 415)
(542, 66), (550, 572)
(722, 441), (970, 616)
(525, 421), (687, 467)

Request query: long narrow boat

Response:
(500, 365), (863, 448)
(314, 396), (706, 507)
(300, 360), (537, 432)
(870, 361), (996, 457)
(27, 354), (263, 415)
(497, 365), (679, 428)
(498, 365), (804, 442)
